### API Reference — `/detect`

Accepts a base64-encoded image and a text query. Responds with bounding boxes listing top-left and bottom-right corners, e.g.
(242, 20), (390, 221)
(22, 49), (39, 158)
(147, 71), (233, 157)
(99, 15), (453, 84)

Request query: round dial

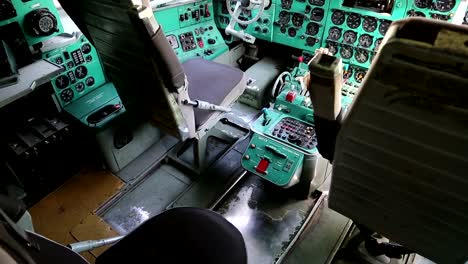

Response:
(55, 57), (63, 64)
(67, 61), (74, 69)
(306, 22), (319, 36)
(326, 42), (338, 55)
(75, 66), (88, 79)
(306, 37), (317, 46)
(288, 27), (297, 37)
(363, 17), (377, 32)
(81, 43), (92, 54)
(25, 9), (58, 37)
(355, 49), (369, 63)
(278, 11), (290, 24)
(340, 46), (353, 59)
(308, 0), (325, 6)
(355, 70), (366, 83)
(86, 55), (92, 62)
(379, 20), (391, 36)
(343, 67), (353, 80)
(311, 8), (324, 22)
(328, 27), (342, 41)
(331, 10), (345, 25)
(407, 10), (426, 17)
(343, 30), (357, 44)
(280, 26), (287, 33)
(60, 88), (74, 103)
(346, 13), (361, 29)
(374, 38), (383, 52)
(292, 13), (304, 27)
(55, 75), (70, 89)
(86, 77), (95, 86)
(281, 0), (292, 9)
(414, 0), (431, 8)
(359, 34), (373, 48)
(75, 82), (85, 93)
(434, 0), (456, 12)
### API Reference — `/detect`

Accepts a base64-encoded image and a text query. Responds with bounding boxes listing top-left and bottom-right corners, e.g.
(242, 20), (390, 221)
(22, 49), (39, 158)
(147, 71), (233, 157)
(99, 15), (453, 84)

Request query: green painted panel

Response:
(242, 133), (304, 187)
(42, 34), (107, 107)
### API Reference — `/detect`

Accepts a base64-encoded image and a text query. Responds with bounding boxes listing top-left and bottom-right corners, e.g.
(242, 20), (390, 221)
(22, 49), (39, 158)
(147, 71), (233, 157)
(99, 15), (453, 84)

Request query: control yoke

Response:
(225, 0), (268, 43)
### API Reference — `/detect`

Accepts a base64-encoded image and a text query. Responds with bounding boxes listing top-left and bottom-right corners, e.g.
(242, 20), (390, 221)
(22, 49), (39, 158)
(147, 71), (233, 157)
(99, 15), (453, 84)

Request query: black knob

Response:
(208, 38), (216, 44)
(24, 8), (59, 37)
(254, 26), (260, 31)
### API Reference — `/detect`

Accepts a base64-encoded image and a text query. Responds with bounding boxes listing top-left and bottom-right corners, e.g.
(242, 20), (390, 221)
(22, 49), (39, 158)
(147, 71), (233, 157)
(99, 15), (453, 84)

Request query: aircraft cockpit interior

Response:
(0, 0), (467, 263)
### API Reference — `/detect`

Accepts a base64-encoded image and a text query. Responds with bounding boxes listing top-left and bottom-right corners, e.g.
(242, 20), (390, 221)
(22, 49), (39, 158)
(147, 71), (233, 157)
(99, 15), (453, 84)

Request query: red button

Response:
(286, 91), (296, 102)
(298, 56), (304, 63)
(198, 41), (204, 48)
(256, 158), (270, 174)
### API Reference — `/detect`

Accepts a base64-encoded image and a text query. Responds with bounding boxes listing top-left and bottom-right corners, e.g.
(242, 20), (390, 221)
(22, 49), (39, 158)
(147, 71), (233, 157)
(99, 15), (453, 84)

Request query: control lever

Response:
(183, 99), (231, 112)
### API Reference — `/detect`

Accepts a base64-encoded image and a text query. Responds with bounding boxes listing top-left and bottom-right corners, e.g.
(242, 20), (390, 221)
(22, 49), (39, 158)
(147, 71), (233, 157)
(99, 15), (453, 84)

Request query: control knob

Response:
(24, 8), (59, 36)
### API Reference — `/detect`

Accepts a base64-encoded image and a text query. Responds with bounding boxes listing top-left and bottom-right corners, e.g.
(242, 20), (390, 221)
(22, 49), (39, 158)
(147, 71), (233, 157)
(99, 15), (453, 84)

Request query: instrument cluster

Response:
(406, 0), (460, 20)
(272, 0), (331, 52)
(42, 35), (106, 106)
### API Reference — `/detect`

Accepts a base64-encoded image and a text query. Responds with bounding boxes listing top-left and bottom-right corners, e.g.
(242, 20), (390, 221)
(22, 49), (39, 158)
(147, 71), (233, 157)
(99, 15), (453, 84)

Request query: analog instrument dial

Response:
(81, 43), (92, 54)
(331, 10), (345, 25)
(343, 30), (357, 44)
(340, 45), (353, 59)
(374, 38), (383, 52)
(414, 0), (431, 8)
(288, 27), (297, 37)
(55, 75), (69, 89)
(379, 20), (391, 36)
(328, 27), (342, 41)
(346, 13), (361, 29)
(355, 49), (369, 63)
(278, 11), (291, 25)
(60, 88), (74, 102)
(311, 8), (324, 21)
(343, 67), (353, 80)
(326, 42), (338, 55)
(363, 16), (377, 32)
(355, 70), (366, 83)
(308, 0), (325, 6)
(359, 34), (373, 48)
(292, 13), (304, 27)
(306, 22), (319, 36)
(434, 0), (456, 12)
(407, 10), (426, 17)
(75, 66), (88, 79)
(306, 37), (317, 46)
(75, 82), (85, 93)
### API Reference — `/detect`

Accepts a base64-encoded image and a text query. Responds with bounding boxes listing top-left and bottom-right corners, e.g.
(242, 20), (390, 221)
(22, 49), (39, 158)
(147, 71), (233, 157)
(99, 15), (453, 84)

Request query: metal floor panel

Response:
(215, 174), (325, 264)
(102, 165), (191, 235)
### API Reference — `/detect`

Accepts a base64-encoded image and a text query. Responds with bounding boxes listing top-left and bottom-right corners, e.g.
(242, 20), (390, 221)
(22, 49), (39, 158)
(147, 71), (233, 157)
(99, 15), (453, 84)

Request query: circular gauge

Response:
(346, 13), (361, 29)
(86, 77), (95, 86)
(67, 61), (74, 69)
(343, 67), (353, 80)
(288, 27), (297, 37)
(434, 0), (455, 12)
(311, 8), (324, 22)
(379, 20), (391, 36)
(374, 38), (383, 52)
(280, 26), (287, 33)
(292, 13), (304, 27)
(306, 22), (319, 36)
(355, 49), (369, 63)
(75, 66), (88, 79)
(86, 55), (92, 62)
(308, 0), (325, 6)
(306, 37), (317, 46)
(60, 88), (74, 103)
(76, 82), (85, 93)
(278, 11), (290, 24)
(340, 45), (353, 59)
(328, 27), (342, 41)
(81, 43), (92, 54)
(281, 0), (292, 9)
(55, 57), (63, 64)
(331, 10), (345, 25)
(355, 70), (366, 83)
(55, 75), (69, 89)
(343, 30), (357, 44)
(414, 0), (431, 8)
(326, 42), (338, 55)
(363, 17), (377, 32)
(359, 34), (373, 48)
(407, 10), (426, 17)
(25, 9), (58, 37)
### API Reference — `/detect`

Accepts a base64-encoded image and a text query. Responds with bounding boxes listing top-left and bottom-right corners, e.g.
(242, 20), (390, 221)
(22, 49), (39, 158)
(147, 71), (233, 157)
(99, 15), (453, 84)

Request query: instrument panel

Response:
(154, 0), (228, 62)
(42, 35), (106, 107)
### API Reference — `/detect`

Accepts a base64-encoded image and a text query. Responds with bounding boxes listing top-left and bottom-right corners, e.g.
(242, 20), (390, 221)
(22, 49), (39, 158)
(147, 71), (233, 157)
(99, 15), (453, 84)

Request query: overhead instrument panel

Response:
(272, 0), (331, 52)
(406, 0), (462, 21)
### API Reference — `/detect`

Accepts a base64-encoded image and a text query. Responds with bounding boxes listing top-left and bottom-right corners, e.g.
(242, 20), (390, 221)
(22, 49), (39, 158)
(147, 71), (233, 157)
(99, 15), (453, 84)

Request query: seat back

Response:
(58, 0), (196, 139)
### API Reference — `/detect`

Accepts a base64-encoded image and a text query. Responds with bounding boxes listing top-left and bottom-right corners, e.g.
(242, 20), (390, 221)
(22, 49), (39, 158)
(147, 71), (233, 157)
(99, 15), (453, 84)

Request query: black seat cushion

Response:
(183, 58), (244, 128)
(96, 207), (247, 264)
